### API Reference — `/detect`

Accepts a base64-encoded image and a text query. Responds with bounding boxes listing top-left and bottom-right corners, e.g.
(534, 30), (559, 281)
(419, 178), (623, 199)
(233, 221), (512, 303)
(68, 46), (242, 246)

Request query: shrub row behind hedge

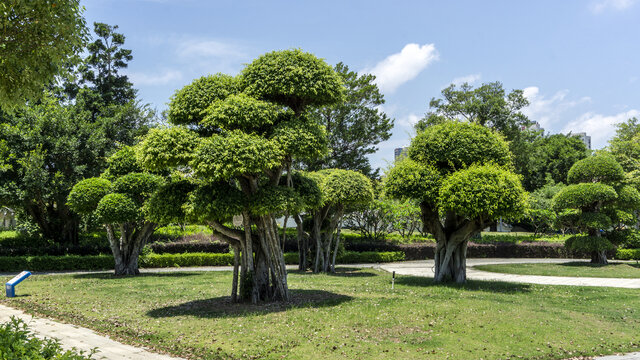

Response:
(616, 248), (640, 260)
(0, 252), (405, 272)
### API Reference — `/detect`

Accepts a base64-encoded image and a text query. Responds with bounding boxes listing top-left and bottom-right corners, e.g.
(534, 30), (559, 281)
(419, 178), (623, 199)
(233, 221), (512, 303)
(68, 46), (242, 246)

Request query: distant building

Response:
(574, 132), (592, 150)
(394, 147), (408, 161)
(521, 121), (544, 133)
(0, 207), (15, 228)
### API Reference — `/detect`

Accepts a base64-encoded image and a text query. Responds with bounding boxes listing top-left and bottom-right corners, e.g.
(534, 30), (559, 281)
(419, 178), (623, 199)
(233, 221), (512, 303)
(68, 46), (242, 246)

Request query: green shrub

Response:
(0, 251), (405, 272)
(616, 248), (640, 260)
(0, 317), (94, 359)
(565, 235), (614, 253)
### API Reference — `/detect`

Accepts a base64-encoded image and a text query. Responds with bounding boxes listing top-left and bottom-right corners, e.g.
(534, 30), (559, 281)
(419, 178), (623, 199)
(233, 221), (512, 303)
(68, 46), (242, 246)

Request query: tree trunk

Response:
(294, 214), (307, 271)
(434, 239), (469, 283)
(253, 215), (289, 302)
(313, 211), (322, 273)
(330, 219), (343, 273)
(591, 250), (608, 264)
(231, 245), (239, 302)
(105, 222), (155, 276)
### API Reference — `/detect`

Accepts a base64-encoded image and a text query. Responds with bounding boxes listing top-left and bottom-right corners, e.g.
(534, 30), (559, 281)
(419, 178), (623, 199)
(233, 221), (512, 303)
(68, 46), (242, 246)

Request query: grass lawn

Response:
(2, 269), (640, 359)
(475, 261), (640, 279)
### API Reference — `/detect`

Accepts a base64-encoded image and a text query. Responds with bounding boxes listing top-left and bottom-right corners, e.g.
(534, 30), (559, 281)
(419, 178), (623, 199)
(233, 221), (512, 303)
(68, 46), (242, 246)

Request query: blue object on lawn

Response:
(5, 271), (31, 297)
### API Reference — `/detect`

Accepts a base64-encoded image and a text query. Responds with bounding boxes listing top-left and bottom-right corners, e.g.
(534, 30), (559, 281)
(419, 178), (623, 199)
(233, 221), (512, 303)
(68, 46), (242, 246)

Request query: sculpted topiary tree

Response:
(385, 121), (526, 283)
(68, 146), (190, 275)
(305, 169), (373, 273)
(138, 49), (343, 302)
(552, 153), (640, 264)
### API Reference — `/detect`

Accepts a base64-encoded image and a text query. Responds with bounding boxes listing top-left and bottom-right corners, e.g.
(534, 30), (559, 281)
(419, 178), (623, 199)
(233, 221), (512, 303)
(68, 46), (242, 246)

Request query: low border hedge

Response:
(616, 248), (640, 260)
(0, 251), (405, 272)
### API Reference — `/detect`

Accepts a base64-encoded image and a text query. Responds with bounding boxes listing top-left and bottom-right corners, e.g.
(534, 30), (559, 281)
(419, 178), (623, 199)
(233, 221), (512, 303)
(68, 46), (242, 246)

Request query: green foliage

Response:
(111, 172), (164, 205)
(0, 317), (94, 359)
(252, 185), (301, 216)
(103, 146), (142, 179)
(320, 169), (374, 209)
(137, 127), (200, 172)
(614, 185), (640, 210)
(185, 182), (245, 223)
(95, 193), (138, 224)
(616, 248), (640, 260)
(287, 172), (323, 212)
(271, 115), (328, 161)
(439, 164), (527, 220)
(384, 158), (441, 203)
(552, 183), (618, 210)
(0, 254), (114, 272)
(241, 49), (343, 113)
(565, 235), (614, 253)
(567, 153), (625, 184)
(409, 121), (512, 172)
(67, 178), (112, 214)
(0, 0), (87, 108)
(202, 93), (282, 132)
(521, 134), (588, 191)
(606, 229), (640, 248)
(306, 62), (394, 177)
(609, 117), (640, 172)
(168, 73), (240, 126)
(192, 131), (284, 180)
(416, 82), (531, 143)
(145, 177), (196, 224)
(80, 23), (136, 106)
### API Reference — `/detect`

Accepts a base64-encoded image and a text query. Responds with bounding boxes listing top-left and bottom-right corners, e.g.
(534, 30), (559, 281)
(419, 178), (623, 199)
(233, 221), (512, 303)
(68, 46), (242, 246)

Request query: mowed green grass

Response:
(475, 262), (640, 279)
(2, 269), (640, 360)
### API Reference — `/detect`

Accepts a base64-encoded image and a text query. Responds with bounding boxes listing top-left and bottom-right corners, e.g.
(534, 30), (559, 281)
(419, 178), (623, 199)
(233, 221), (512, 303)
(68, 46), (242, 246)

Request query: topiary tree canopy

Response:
(303, 169), (373, 273)
(68, 146), (190, 275)
(552, 153), (640, 264)
(137, 49), (343, 303)
(385, 121), (526, 283)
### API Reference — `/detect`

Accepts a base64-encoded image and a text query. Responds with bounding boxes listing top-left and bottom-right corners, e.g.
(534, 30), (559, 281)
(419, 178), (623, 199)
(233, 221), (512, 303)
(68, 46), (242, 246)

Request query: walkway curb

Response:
(0, 304), (185, 360)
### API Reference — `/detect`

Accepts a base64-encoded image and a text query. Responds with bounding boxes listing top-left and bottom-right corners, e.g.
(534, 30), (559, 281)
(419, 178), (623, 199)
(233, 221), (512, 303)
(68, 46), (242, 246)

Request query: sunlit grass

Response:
(2, 268), (640, 359)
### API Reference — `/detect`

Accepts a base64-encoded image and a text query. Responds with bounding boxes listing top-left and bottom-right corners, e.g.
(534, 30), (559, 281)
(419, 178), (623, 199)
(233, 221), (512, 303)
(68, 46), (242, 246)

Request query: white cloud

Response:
(562, 109), (640, 148)
(127, 69), (182, 86)
(589, 0), (636, 13)
(364, 43), (439, 94)
(177, 39), (246, 61)
(449, 73), (481, 87)
(522, 86), (590, 129)
(397, 113), (421, 128)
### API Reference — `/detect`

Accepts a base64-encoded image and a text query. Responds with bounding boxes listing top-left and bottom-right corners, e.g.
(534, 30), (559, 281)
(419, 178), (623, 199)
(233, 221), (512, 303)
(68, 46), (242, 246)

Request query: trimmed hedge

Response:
(616, 248), (640, 261)
(0, 251), (405, 272)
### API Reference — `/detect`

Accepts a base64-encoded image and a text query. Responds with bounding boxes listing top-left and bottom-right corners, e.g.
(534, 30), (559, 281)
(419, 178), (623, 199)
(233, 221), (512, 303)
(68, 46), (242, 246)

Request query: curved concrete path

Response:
(377, 258), (640, 289)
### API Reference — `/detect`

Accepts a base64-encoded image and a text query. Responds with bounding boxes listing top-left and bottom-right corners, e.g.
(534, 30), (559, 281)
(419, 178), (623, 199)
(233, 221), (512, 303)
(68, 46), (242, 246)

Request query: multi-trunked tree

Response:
(136, 49), (344, 303)
(384, 121), (527, 283)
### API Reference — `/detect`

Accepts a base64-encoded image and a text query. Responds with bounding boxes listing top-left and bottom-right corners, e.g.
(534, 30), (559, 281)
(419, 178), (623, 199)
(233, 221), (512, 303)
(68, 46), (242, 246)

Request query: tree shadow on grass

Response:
(72, 272), (201, 280)
(147, 289), (353, 319)
(558, 261), (640, 269)
(288, 267), (376, 278)
(394, 276), (532, 294)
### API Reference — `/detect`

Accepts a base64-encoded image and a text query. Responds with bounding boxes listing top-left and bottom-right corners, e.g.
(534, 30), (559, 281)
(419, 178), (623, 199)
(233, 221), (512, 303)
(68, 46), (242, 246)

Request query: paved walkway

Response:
(0, 304), (185, 360)
(377, 258), (640, 289)
(3, 258), (640, 359)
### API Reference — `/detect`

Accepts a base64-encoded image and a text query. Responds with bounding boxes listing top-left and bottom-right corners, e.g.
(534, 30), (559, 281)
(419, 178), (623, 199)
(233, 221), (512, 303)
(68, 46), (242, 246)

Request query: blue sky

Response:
(82, 0), (640, 171)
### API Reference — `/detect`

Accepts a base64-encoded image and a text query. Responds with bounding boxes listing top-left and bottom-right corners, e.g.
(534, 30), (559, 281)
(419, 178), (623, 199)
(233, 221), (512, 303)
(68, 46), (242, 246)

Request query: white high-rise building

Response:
(574, 132), (592, 150)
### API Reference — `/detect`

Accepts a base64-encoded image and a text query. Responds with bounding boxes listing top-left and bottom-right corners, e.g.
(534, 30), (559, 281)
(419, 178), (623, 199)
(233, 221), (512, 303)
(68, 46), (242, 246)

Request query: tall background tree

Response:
(385, 121), (526, 283)
(0, 0), (87, 109)
(306, 63), (393, 178)
(0, 23), (153, 243)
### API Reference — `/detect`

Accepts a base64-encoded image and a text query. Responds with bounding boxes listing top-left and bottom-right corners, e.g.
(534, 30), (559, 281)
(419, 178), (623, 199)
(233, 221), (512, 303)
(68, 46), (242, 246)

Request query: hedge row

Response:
(616, 248), (640, 260)
(0, 251), (405, 272)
